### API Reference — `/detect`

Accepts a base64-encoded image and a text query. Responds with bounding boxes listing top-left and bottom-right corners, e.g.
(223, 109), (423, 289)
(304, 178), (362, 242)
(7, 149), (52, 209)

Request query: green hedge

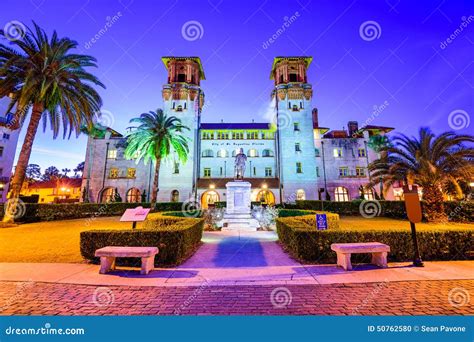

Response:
(80, 215), (204, 266)
(276, 217), (473, 263)
(161, 210), (203, 218)
(291, 200), (473, 222)
(277, 210), (340, 229)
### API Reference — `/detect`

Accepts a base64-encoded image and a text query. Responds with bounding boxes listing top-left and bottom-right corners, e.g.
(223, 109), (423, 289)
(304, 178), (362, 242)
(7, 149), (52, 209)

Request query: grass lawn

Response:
(0, 216), (471, 263)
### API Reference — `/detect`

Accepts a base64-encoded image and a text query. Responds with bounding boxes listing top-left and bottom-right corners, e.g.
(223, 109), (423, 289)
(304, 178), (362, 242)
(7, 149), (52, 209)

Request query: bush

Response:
(276, 217), (473, 263)
(161, 210), (203, 218)
(80, 215), (204, 266)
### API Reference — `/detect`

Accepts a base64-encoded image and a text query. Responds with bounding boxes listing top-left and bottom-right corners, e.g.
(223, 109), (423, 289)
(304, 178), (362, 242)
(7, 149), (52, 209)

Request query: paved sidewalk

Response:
(0, 231), (473, 286)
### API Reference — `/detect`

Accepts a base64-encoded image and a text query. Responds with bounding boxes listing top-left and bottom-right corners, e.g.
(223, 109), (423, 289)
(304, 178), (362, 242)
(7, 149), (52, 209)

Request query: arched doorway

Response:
(170, 190), (179, 202)
(334, 186), (350, 202)
(126, 188), (141, 202)
(256, 190), (275, 205)
(100, 187), (118, 203)
(201, 190), (219, 209)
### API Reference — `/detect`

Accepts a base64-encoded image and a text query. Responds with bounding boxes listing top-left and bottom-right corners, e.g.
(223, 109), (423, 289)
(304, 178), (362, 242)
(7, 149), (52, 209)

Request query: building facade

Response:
(82, 56), (394, 207)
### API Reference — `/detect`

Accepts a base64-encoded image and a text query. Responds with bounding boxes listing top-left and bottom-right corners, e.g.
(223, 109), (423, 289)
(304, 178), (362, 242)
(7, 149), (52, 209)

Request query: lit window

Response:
(296, 162), (303, 174)
(262, 131), (274, 139)
(334, 186), (349, 202)
(127, 168), (136, 178)
(360, 187), (374, 200)
(356, 167), (366, 177)
(217, 131), (229, 140)
(107, 149), (117, 159)
(295, 143), (301, 152)
(293, 123), (300, 131)
(333, 148), (343, 158)
(296, 189), (305, 200)
(202, 131), (213, 140)
(339, 167), (349, 177)
(358, 148), (367, 157)
(248, 149), (259, 157)
(109, 168), (119, 178)
(217, 149), (228, 158)
(204, 168), (211, 177)
(265, 167), (272, 177)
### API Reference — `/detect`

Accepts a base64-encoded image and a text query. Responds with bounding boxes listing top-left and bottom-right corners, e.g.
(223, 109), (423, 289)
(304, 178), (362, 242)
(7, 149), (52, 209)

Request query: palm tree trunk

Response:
(3, 103), (43, 222)
(423, 183), (447, 222)
(150, 157), (161, 206)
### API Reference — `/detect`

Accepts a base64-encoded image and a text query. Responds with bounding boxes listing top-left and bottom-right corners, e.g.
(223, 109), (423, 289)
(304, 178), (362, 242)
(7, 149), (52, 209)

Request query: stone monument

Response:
(222, 148), (259, 231)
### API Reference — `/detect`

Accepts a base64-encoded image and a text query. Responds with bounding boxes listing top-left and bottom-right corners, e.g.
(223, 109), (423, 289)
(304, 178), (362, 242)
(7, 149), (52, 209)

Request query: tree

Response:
(369, 128), (474, 222)
(124, 109), (189, 205)
(0, 22), (104, 222)
(61, 168), (71, 178)
(25, 164), (41, 182)
(73, 162), (85, 178)
(42, 166), (60, 181)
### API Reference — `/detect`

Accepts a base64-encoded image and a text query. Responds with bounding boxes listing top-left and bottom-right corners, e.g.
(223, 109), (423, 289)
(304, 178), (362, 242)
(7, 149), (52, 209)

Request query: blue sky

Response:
(1, 0), (472, 170)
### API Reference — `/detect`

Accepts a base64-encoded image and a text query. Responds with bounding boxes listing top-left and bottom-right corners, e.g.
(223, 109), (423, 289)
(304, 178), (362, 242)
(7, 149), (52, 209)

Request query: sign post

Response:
(316, 214), (328, 230)
(120, 206), (151, 229)
(403, 185), (424, 267)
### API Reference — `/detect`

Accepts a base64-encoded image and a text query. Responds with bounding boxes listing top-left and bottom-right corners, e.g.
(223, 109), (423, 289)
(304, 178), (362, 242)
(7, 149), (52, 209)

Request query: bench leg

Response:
(141, 256), (155, 275)
(371, 252), (388, 268)
(99, 257), (115, 274)
(337, 253), (352, 271)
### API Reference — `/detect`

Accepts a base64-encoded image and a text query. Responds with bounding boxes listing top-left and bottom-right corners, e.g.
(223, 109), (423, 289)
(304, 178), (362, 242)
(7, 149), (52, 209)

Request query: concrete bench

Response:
(331, 242), (390, 271)
(95, 246), (159, 275)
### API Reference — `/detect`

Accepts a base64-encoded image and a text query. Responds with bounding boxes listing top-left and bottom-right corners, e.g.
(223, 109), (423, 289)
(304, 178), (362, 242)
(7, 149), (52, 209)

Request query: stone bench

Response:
(95, 246), (159, 275)
(331, 242), (390, 271)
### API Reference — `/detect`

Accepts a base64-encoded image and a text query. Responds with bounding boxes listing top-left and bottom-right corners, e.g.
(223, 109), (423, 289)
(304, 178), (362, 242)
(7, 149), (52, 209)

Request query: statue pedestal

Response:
(222, 181), (259, 231)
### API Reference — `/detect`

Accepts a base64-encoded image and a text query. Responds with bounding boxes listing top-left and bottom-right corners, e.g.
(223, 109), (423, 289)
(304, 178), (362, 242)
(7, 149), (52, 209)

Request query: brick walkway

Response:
(0, 280), (472, 315)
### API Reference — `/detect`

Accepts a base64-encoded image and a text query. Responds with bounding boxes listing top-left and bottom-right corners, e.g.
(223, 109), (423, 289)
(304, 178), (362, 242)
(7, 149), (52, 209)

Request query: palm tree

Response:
(369, 127), (474, 222)
(0, 22), (104, 220)
(124, 110), (189, 205)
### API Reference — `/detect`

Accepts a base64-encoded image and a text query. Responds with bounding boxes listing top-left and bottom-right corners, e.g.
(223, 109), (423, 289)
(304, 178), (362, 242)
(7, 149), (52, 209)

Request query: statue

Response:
(234, 148), (247, 180)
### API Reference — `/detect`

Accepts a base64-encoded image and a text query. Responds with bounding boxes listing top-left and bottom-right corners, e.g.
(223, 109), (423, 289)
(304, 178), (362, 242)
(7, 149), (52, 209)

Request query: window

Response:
(339, 167), (349, 177)
(295, 143), (301, 152)
(289, 73), (298, 82)
(262, 131), (274, 139)
(333, 148), (343, 158)
(358, 148), (367, 157)
(202, 149), (214, 157)
(171, 190), (179, 202)
(248, 149), (258, 157)
(262, 149), (274, 157)
(126, 188), (140, 202)
(107, 149), (117, 159)
(217, 131), (229, 140)
(101, 188), (118, 203)
(253, 167), (256, 176)
(315, 148), (320, 157)
(265, 167), (272, 177)
(0, 168), (3, 176)
(173, 162), (180, 174)
(296, 162), (303, 174)
(176, 105), (183, 112)
(360, 187), (374, 200)
(296, 189), (306, 200)
(202, 131), (213, 139)
(109, 168), (119, 178)
(2, 133), (9, 140)
(232, 149), (240, 157)
(316, 166), (320, 177)
(0, 146), (3, 157)
(204, 168), (211, 177)
(334, 186), (349, 202)
(232, 132), (244, 139)
(127, 168), (136, 178)
(247, 131), (258, 139)
(293, 122), (300, 131)
(356, 167), (366, 177)
(177, 73), (186, 82)
(220, 167), (223, 176)
(217, 149), (228, 158)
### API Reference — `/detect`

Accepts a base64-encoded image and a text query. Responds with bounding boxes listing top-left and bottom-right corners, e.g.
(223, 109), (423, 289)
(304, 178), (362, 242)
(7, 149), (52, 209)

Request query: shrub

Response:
(161, 210), (203, 218)
(80, 215), (204, 266)
(276, 217), (473, 263)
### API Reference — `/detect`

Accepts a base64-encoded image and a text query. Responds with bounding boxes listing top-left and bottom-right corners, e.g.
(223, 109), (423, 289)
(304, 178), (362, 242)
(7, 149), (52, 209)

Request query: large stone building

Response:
(82, 56), (394, 207)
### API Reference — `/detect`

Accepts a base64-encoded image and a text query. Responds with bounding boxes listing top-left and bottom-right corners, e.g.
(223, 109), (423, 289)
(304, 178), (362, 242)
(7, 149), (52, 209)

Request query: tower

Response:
(158, 57), (205, 202)
(271, 57), (318, 202)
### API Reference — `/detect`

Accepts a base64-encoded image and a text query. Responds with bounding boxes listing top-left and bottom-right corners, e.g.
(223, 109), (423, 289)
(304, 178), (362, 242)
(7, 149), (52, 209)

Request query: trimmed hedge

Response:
(278, 210), (340, 229)
(80, 215), (204, 266)
(276, 217), (473, 263)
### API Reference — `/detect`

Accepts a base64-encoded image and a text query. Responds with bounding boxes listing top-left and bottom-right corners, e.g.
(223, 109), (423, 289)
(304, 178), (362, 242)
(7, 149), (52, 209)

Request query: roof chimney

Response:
(312, 108), (319, 128)
(348, 121), (359, 137)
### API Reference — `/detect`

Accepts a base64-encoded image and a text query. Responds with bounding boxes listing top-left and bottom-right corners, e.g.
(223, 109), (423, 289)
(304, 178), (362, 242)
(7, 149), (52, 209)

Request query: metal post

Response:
(410, 221), (424, 267)
(132, 221), (137, 230)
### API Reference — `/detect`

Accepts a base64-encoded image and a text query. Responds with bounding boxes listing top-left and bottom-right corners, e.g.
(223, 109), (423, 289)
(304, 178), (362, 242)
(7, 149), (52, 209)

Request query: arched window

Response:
(126, 188), (141, 203)
(201, 190), (220, 209)
(216, 149), (228, 158)
(256, 190), (275, 205)
(334, 187), (349, 202)
(296, 189), (306, 201)
(101, 187), (118, 203)
(202, 149), (214, 157)
(232, 149), (240, 157)
(262, 149), (274, 157)
(359, 187), (374, 200)
(248, 149), (259, 157)
(171, 190), (179, 202)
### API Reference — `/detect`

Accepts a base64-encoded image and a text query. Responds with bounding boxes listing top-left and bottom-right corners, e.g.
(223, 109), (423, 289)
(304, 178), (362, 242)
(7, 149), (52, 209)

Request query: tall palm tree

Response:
(0, 22), (104, 220)
(369, 127), (474, 222)
(124, 110), (189, 205)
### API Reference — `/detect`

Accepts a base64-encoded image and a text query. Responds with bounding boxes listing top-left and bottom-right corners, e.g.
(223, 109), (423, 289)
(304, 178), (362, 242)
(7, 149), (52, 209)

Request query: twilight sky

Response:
(1, 0), (473, 171)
